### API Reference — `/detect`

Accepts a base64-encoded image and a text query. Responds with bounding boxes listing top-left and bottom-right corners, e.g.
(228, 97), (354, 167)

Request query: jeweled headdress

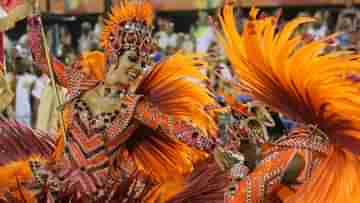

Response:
(100, 0), (156, 65)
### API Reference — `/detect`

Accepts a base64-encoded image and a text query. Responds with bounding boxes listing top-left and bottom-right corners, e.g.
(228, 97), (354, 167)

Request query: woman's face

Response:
(105, 50), (144, 87)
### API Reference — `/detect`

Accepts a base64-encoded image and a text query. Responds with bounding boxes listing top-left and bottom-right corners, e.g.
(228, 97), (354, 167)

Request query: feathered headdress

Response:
(100, 0), (156, 65)
(216, 3), (360, 153)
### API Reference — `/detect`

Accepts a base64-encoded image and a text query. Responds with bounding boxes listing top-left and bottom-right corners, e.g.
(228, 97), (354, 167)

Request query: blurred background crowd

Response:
(2, 0), (360, 134)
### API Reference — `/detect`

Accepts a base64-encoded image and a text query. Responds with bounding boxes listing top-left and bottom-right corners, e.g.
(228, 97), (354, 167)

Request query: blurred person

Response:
(94, 15), (104, 43)
(193, 11), (215, 52)
(31, 68), (48, 127)
(14, 57), (37, 127)
(78, 21), (96, 53)
(35, 79), (66, 134)
(295, 11), (313, 37)
(335, 17), (353, 49)
(167, 21), (178, 50)
(206, 41), (232, 97)
(308, 10), (328, 40)
(180, 33), (195, 53)
(16, 33), (32, 62)
(58, 27), (76, 65)
(154, 17), (170, 52)
(336, 0), (360, 37)
(31, 69), (47, 127)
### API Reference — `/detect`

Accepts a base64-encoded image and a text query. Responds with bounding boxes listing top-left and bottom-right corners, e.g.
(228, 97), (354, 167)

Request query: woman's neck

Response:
(100, 82), (128, 98)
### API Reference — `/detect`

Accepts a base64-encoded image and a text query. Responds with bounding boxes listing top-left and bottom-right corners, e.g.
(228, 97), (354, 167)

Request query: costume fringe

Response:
(0, 117), (54, 165)
(166, 158), (230, 203)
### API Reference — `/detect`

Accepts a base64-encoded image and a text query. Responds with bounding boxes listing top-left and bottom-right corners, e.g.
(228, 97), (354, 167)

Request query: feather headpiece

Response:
(100, 0), (156, 65)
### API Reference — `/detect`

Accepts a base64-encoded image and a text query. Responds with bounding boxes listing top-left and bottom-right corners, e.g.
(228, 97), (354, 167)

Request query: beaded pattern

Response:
(74, 99), (120, 132)
(226, 163), (249, 199)
(261, 168), (283, 198)
(269, 126), (330, 155)
(259, 151), (281, 165)
(245, 177), (252, 203)
(28, 16), (67, 86)
(28, 16), (47, 70)
(241, 162), (286, 203)
(106, 21), (156, 66)
(26, 94), (144, 201)
(238, 126), (331, 203)
(134, 101), (217, 152)
(63, 60), (101, 104)
(106, 95), (143, 139)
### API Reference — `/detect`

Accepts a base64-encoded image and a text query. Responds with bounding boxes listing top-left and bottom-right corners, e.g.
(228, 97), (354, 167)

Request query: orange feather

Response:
(217, 3), (360, 152)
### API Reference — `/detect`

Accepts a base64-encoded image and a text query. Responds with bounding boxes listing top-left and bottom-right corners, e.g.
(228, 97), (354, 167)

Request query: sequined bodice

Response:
(57, 94), (141, 195)
(73, 99), (122, 134)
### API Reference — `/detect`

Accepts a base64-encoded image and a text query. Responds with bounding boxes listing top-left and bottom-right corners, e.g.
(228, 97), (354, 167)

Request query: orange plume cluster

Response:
(217, 3), (360, 151)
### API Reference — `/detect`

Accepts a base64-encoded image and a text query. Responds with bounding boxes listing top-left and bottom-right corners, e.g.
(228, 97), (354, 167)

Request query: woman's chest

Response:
(64, 86), (141, 166)
(60, 98), (140, 189)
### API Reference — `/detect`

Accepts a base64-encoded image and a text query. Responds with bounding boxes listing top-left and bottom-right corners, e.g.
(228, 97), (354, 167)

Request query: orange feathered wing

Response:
(217, 4), (360, 153)
(130, 53), (218, 180)
(139, 53), (218, 136)
(122, 53), (219, 202)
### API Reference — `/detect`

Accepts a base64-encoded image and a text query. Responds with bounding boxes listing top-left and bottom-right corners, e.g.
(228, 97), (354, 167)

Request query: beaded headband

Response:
(100, 0), (156, 66)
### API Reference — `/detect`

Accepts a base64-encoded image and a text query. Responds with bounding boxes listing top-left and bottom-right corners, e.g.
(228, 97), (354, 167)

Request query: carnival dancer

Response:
(216, 2), (360, 202)
(0, 1), (224, 202)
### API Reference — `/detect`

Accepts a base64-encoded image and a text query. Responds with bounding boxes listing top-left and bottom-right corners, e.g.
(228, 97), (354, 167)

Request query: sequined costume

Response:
(0, 1), (221, 202)
(217, 3), (360, 203)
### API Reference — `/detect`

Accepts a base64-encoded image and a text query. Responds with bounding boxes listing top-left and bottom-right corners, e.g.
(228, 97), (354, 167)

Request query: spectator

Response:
(308, 11), (328, 40)
(78, 22), (96, 53)
(193, 11), (215, 53)
(180, 33), (195, 53)
(31, 70), (48, 127)
(94, 15), (104, 44)
(58, 27), (76, 65)
(155, 17), (171, 53)
(15, 57), (37, 127)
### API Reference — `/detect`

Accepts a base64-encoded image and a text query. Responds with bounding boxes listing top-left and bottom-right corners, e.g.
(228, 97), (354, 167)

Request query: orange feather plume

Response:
(139, 53), (218, 137)
(0, 156), (47, 202)
(100, 0), (154, 50)
(217, 3), (360, 152)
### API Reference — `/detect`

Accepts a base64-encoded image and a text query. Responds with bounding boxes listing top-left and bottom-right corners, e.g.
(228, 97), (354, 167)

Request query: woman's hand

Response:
(105, 51), (144, 91)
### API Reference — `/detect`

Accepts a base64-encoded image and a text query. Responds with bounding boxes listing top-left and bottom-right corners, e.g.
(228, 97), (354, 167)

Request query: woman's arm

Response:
(134, 100), (217, 152)
(227, 150), (297, 203)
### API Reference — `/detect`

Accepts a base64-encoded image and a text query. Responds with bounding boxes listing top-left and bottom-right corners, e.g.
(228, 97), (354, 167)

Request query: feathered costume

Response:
(217, 3), (360, 203)
(0, 1), (222, 202)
